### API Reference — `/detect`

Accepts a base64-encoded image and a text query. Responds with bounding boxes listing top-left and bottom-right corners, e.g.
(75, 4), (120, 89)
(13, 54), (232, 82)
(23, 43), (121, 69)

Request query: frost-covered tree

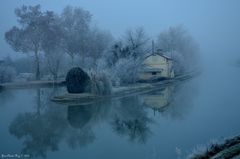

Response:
(110, 57), (141, 85)
(0, 57), (16, 83)
(124, 27), (150, 58)
(44, 50), (65, 81)
(0, 65), (16, 83)
(104, 27), (149, 85)
(12, 56), (34, 74)
(87, 28), (113, 66)
(41, 14), (65, 80)
(5, 5), (57, 80)
(107, 27), (149, 66)
(60, 6), (92, 65)
(156, 26), (199, 74)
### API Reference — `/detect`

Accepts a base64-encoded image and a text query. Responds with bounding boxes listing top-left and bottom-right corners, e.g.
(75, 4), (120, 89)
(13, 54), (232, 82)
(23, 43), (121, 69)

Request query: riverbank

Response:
(188, 135), (240, 159)
(0, 80), (65, 90)
(51, 70), (200, 105)
(0, 70), (200, 104)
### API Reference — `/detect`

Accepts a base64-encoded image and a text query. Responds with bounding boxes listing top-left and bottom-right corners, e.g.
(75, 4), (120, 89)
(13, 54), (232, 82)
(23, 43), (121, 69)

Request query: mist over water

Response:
(1, 1), (240, 159)
(1, 65), (240, 159)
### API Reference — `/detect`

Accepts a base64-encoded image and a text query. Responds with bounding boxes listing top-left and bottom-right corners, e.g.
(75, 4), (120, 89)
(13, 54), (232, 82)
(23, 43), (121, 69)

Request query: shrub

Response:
(110, 57), (141, 85)
(0, 66), (16, 83)
(89, 71), (112, 95)
(65, 67), (91, 93)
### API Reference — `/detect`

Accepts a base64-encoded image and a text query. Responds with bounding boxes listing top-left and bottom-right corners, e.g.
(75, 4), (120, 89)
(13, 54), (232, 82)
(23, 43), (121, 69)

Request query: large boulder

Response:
(66, 67), (91, 93)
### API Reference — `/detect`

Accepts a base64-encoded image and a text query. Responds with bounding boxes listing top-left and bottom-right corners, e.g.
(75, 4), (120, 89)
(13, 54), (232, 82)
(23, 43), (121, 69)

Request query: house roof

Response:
(144, 52), (173, 60)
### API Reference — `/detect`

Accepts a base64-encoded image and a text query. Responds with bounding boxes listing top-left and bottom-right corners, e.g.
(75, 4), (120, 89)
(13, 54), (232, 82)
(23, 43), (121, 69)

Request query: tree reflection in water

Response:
(8, 81), (197, 158)
(9, 88), (68, 158)
(0, 89), (15, 107)
(65, 101), (112, 149)
(111, 96), (153, 143)
(8, 88), (113, 158)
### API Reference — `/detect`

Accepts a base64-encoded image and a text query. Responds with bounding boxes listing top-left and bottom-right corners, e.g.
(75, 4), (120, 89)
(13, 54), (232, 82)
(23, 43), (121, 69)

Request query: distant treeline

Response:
(2, 5), (199, 85)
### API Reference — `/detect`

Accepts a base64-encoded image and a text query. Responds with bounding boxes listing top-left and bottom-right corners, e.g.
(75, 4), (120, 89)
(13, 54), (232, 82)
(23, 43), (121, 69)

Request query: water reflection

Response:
(142, 86), (174, 111)
(0, 90), (15, 106)
(9, 88), (68, 158)
(142, 81), (198, 120)
(111, 96), (153, 143)
(160, 82), (198, 120)
(67, 106), (92, 129)
(8, 80), (198, 158)
(66, 102), (112, 149)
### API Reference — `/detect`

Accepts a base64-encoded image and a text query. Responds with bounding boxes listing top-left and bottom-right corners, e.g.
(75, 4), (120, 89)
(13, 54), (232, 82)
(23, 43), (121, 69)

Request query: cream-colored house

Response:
(138, 52), (174, 81)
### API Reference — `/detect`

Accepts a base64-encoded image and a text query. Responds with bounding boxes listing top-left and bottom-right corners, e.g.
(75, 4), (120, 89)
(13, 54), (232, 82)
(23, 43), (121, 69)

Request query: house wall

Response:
(139, 55), (174, 81)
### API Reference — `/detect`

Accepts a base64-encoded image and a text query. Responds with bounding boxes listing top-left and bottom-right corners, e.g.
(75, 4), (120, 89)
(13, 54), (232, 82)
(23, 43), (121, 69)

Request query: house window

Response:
(152, 72), (157, 75)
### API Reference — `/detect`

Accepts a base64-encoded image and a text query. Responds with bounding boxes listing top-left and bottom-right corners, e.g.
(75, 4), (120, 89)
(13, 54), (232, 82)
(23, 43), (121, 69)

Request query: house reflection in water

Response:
(142, 86), (174, 113)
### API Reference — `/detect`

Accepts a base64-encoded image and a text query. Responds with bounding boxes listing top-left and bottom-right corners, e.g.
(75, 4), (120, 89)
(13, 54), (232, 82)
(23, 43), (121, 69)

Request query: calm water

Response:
(1, 64), (240, 159)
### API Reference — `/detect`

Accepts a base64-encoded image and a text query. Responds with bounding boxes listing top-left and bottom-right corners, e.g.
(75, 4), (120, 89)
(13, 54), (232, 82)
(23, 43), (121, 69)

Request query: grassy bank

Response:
(0, 80), (65, 90)
(51, 70), (200, 105)
(188, 135), (240, 159)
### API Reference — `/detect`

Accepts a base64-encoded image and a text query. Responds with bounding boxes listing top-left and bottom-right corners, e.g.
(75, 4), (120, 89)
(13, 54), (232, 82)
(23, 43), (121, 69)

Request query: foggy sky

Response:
(1, 0), (240, 63)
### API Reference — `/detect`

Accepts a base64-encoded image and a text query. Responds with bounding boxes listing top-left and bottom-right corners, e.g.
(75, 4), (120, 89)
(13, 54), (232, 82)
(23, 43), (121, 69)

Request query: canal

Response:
(0, 63), (240, 159)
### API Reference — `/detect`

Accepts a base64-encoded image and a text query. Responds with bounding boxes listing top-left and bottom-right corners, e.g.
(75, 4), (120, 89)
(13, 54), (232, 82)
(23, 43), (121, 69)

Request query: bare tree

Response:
(110, 57), (141, 85)
(156, 26), (199, 73)
(5, 5), (56, 80)
(104, 27), (149, 85)
(0, 64), (16, 83)
(124, 27), (150, 58)
(44, 50), (64, 81)
(12, 56), (34, 74)
(107, 27), (149, 66)
(41, 14), (65, 81)
(60, 6), (92, 65)
(87, 28), (113, 67)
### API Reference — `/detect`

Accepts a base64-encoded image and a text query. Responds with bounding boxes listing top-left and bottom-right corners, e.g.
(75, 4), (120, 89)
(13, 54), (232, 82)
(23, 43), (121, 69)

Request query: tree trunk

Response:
(54, 59), (61, 81)
(70, 54), (74, 67)
(53, 73), (58, 81)
(36, 89), (41, 116)
(35, 50), (40, 80)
